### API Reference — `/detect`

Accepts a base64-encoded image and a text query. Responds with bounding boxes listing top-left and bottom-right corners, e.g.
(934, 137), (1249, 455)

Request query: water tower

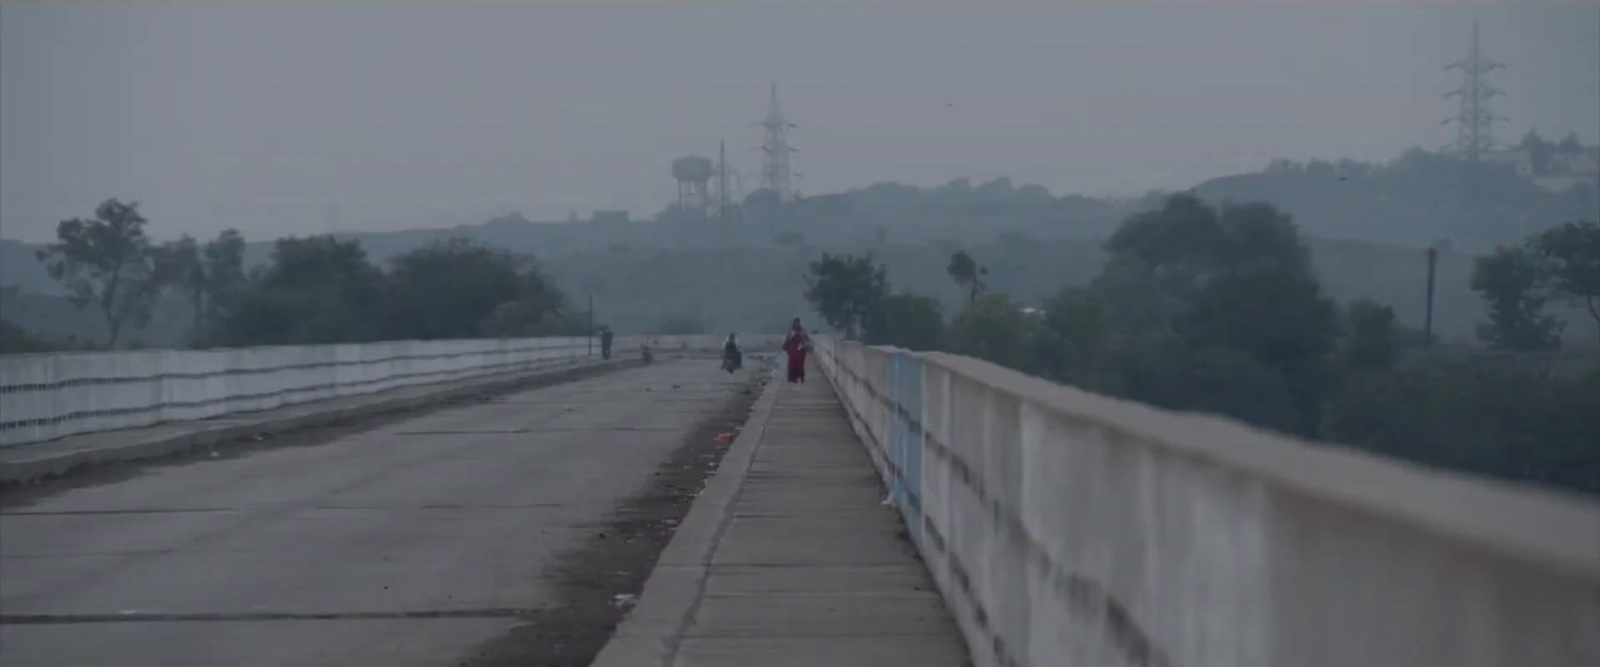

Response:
(672, 155), (715, 215)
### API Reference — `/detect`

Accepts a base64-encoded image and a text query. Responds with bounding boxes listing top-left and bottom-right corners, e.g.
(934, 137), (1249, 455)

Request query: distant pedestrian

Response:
(599, 326), (614, 360)
(722, 332), (743, 373)
(782, 318), (810, 383)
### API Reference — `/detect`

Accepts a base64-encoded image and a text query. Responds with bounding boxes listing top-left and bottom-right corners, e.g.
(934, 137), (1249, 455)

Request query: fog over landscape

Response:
(1, 9), (1599, 665)
(2, 2), (1598, 496)
(2, 2), (1596, 240)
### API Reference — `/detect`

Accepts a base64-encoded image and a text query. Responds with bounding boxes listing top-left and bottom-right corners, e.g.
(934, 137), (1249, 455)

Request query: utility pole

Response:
(718, 141), (731, 223)
(1425, 247), (1438, 346)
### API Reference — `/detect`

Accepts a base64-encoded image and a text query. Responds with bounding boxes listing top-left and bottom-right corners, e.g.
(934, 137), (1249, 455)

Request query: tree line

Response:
(15, 198), (585, 351)
(10, 196), (1597, 494)
(804, 194), (1600, 496)
(1472, 220), (1600, 348)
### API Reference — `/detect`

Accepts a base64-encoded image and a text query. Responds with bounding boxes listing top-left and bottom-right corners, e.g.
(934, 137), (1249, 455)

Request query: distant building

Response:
(1481, 145), (1598, 193)
(1529, 148), (1593, 191)
(1482, 148), (1534, 177)
(591, 211), (629, 224)
(1534, 147), (1599, 193)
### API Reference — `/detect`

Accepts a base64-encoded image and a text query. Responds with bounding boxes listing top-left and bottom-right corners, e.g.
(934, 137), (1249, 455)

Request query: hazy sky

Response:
(2, 2), (1596, 242)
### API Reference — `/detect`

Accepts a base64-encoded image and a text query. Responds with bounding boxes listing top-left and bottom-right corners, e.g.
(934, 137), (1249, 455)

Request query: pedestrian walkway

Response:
(593, 373), (971, 667)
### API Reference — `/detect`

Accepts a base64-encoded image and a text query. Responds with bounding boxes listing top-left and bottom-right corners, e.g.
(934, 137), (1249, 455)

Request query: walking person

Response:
(782, 318), (810, 383)
(722, 332), (742, 373)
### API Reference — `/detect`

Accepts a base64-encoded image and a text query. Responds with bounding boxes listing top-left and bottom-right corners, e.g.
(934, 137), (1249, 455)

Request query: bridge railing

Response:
(813, 337), (1599, 667)
(0, 333), (779, 448)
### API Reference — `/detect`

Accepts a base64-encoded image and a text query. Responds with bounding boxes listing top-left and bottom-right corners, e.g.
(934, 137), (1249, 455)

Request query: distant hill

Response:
(1193, 149), (1597, 251)
(8, 152), (1596, 347)
(531, 235), (1541, 345)
(8, 230), (1570, 348)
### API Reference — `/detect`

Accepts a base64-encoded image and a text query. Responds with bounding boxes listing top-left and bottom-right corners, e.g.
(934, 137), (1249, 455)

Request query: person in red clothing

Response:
(781, 318), (811, 383)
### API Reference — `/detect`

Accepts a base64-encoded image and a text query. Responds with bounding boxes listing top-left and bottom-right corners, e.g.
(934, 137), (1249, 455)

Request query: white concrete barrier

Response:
(0, 334), (780, 448)
(813, 338), (1600, 667)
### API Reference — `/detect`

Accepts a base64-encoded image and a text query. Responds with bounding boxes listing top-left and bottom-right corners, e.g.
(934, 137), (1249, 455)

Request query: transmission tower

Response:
(1443, 20), (1506, 162)
(759, 82), (798, 201)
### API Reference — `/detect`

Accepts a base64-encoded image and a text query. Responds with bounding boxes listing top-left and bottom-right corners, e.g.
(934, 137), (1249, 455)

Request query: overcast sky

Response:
(2, 2), (1596, 243)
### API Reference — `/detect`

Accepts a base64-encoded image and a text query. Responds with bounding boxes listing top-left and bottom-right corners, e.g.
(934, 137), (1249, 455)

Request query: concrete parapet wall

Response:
(813, 338), (1600, 667)
(0, 334), (777, 448)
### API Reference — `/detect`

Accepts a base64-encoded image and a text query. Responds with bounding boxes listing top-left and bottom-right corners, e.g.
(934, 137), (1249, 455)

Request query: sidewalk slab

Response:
(674, 635), (972, 667)
(1, 359), (636, 485)
(701, 564), (935, 596)
(591, 374), (972, 667)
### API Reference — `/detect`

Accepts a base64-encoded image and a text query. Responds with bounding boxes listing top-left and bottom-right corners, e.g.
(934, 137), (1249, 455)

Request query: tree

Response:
(1102, 194), (1330, 368)
(478, 262), (573, 338)
(1084, 258), (1181, 340)
(1520, 129), (1555, 175)
(157, 229), (246, 344)
(1089, 194), (1339, 435)
(1171, 345), (1302, 435)
(212, 236), (388, 345)
(0, 318), (73, 354)
(1531, 220), (1600, 339)
(1105, 193), (1225, 289)
(203, 229), (247, 322)
(154, 235), (203, 331)
(1031, 286), (1118, 391)
(948, 293), (1035, 371)
(1322, 359), (1600, 496)
(1340, 300), (1398, 371)
(482, 301), (584, 338)
(1178, 265), (1338, 371)
(866, 292), (944, 351)
(1211, 201), (1312, 275)
(946, 250), (988, 307)
(653, 313), (708, 335)
(35, 199), (163, 346)
(1470, 245), (1562, 350)
(1179, 264), (1339, 435)
(381, 239), (525, 340)
(803, 253), (888, 339)
(1558, 130), (1584, 154)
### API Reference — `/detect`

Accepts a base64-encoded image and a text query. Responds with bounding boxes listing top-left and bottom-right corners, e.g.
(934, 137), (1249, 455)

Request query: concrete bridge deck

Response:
(0, 358), (967, 666)
(5, 339), (1596, 666)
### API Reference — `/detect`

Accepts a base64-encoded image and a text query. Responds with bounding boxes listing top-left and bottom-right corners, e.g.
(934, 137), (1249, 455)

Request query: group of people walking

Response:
(721, 318), (812, 383)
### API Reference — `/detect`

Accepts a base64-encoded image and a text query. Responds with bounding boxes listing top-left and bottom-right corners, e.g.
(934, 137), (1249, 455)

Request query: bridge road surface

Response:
(0, 359), (758, 666)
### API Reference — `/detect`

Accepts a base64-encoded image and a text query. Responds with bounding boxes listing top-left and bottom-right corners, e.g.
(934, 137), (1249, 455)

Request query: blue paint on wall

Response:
(888, 353), (925, 548)
(887, 354), (904, 508)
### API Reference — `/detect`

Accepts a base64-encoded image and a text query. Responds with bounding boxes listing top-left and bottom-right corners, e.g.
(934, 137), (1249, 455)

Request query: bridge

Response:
(1, 335), (1595, 666)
